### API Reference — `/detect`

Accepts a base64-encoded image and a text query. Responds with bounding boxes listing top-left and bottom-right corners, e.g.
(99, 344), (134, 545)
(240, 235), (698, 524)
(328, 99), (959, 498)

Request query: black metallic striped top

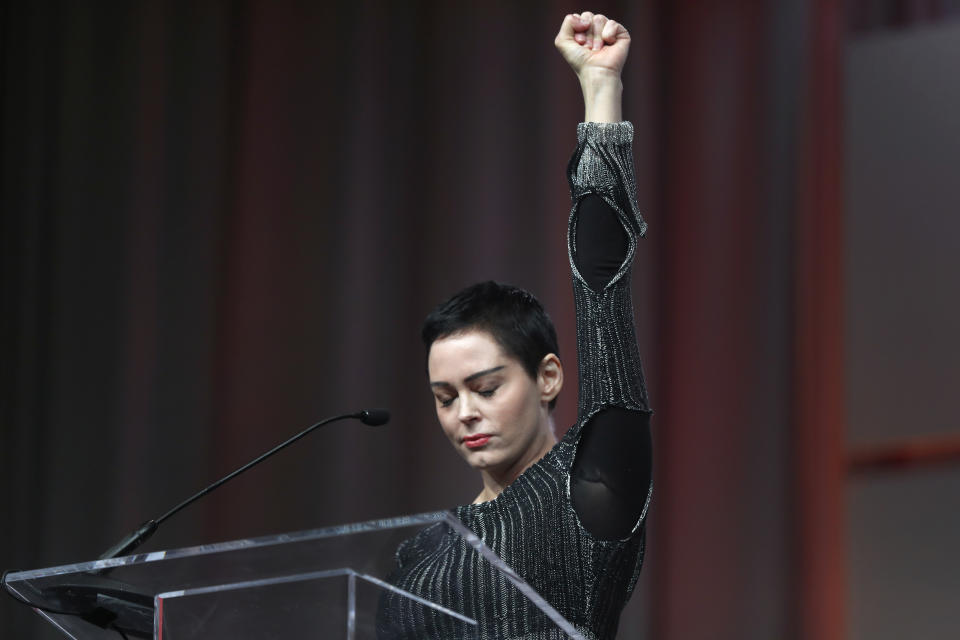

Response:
(379, 122), (653, 640)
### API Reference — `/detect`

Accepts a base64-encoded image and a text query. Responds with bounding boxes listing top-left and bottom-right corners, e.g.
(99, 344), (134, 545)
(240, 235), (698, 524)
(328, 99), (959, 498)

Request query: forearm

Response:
(567, 123), (650, 416)
(579, 69), (623, 123)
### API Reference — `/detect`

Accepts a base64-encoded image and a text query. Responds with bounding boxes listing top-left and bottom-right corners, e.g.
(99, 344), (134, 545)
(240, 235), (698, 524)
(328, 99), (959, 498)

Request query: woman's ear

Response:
(537, 353), (564, 403)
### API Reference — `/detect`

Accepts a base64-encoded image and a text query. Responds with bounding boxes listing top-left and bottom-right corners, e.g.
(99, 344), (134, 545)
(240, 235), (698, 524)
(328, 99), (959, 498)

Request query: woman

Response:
(379, 12), (653, 640)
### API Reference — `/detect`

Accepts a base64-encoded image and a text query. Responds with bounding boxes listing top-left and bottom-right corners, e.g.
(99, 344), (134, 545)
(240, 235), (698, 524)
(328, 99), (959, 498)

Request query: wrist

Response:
(579, 71), (623, 123)
(577, 67), (622, 90)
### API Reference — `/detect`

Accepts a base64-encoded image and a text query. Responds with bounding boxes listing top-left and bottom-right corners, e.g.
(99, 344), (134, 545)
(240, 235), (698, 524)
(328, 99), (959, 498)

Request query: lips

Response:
(462, 434), (492, 449)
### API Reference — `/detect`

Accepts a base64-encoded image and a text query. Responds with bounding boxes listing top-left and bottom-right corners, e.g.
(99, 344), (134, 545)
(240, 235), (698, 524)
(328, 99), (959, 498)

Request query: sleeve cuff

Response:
(576, 121), (634, 145)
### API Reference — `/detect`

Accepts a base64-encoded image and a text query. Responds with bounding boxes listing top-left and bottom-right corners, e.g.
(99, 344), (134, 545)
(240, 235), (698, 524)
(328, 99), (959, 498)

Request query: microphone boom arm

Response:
(98, 409), (389, 560)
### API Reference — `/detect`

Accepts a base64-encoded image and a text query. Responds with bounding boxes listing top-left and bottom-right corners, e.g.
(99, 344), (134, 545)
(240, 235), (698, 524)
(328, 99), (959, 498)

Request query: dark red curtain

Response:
(2, 1), (852, 638)
(654, 1), (801, 637)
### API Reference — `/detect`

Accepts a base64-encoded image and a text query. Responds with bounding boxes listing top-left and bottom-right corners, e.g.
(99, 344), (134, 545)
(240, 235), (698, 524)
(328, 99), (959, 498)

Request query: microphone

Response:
(98, 408), (390, 560)
(359, 408), (390, 426)
(1, 408), (391, 637)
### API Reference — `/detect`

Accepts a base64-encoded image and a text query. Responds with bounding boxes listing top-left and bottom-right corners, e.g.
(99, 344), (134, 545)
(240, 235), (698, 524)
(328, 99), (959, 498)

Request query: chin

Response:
(464, 451), (503, 471)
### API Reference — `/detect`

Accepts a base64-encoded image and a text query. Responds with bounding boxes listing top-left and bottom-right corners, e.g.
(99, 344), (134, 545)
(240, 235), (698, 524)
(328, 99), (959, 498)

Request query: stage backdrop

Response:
(3, 2), (957, 639)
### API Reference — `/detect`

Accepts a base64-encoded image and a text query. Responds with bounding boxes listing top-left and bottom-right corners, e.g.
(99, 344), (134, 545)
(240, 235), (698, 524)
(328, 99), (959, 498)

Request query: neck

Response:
(475, 416), (557, 503)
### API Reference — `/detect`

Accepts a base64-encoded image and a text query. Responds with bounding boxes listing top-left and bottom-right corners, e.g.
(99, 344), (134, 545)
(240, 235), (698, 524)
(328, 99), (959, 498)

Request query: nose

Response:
(458, 394), (480, 423)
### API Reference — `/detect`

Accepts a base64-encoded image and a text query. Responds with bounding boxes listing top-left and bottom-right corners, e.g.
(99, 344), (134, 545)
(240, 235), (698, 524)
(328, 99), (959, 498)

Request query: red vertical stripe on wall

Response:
(794, 0), (846, 638)
(653, 2), (767, 638)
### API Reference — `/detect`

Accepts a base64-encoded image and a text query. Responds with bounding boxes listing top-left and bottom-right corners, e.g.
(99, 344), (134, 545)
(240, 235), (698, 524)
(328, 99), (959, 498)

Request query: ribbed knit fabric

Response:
(377, 122), (651, 640)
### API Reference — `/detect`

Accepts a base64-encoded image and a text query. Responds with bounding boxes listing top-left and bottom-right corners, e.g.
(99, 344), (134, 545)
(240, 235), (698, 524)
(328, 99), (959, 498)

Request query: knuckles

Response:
(556, 12), (626, 54)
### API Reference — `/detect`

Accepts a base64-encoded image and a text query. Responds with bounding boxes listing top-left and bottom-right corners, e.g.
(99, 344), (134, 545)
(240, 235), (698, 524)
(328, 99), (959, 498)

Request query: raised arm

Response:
(556, 12), (653, 541)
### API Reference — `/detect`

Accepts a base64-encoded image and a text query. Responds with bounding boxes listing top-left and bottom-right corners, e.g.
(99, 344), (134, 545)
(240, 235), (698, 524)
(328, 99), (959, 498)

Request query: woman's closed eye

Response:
(476, 385), (499, 398)
(433, 382), (500, 407)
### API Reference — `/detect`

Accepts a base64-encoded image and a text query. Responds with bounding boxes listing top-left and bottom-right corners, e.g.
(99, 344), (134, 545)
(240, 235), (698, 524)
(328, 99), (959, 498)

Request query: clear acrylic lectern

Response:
(4, 511), (582, 639)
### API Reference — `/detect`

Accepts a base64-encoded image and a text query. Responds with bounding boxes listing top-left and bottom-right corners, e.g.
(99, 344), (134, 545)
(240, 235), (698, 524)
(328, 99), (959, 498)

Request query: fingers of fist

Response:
(557, 12), (626, 52)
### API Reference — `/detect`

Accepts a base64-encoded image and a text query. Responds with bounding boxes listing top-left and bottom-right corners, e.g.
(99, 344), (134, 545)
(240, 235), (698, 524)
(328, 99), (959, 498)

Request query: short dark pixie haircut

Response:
(422, 281), (560, 410)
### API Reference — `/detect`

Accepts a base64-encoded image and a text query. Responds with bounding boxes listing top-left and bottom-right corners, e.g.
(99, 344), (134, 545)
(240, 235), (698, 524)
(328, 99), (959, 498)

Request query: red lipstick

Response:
(462, 434), (492, 449)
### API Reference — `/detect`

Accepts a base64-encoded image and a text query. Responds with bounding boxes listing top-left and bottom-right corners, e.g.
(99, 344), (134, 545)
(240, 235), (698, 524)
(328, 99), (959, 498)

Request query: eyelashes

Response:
(436, 385), (500, 408)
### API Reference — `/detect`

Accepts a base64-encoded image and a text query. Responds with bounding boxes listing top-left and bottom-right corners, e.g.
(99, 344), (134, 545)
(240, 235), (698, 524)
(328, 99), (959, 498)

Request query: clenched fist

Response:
(555, 12), (628, 123)
(554, 12), (630, 79)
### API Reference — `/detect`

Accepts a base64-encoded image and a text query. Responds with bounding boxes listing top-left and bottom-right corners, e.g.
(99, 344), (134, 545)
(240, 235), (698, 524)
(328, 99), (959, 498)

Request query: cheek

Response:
(437, 411), (459, 440)
(494, 382), (541, 422)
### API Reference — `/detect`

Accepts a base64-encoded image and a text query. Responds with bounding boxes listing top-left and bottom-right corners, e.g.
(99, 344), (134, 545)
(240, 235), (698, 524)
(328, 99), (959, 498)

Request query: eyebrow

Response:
(430, 365), (506, 388)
